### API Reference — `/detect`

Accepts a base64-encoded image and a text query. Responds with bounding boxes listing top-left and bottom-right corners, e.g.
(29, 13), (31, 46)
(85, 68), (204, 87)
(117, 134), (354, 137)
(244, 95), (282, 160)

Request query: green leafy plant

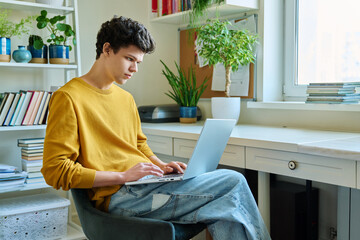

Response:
(161, 60), (208, 107)
(28, 35), (44, 49)
(0, 8), (34, 38)
(197, 19), (258, 97)
(189, 0), (224, 25)
(34, 10), (76, 50)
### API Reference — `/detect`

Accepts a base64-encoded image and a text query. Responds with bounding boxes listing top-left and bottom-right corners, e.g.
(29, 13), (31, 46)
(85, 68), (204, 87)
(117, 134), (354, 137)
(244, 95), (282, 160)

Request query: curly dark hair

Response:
(95, 16), (156, 59)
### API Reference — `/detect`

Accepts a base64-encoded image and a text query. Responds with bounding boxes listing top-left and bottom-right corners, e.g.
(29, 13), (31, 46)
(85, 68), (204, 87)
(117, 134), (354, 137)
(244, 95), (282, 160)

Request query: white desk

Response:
(141, 122), (360, 236)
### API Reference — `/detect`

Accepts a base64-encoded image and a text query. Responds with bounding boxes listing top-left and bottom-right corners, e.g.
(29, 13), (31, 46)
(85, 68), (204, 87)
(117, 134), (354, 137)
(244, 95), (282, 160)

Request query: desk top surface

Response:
(141, 121), (360, 160)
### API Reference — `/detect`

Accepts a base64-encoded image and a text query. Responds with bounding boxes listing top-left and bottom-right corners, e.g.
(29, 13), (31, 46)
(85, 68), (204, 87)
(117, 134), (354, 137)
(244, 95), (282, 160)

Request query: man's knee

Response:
(215, 169), (247, 185)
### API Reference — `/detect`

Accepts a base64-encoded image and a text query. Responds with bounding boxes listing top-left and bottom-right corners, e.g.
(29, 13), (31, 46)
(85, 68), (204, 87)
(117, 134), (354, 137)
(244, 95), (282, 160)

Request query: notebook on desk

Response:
(125, 118), (236, 185)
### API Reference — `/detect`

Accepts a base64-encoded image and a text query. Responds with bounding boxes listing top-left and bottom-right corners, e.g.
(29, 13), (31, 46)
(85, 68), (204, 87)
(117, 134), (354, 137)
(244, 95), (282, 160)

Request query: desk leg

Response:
(258, 172), (270, 231)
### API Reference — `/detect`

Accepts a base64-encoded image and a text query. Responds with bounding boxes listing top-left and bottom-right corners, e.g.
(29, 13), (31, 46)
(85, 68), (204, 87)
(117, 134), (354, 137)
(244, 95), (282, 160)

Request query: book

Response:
(21, 146), (44, 151)
(3, 92), (20, 126)
(27, 171), (43, 178)
(9, 92), (25, 126)
(306, 88), (356, 94)
(18, 138), (45, 144)
(34, 91), (48, 125)
(0, 92), (15, 125)
(22, 156), (43, 161)
(21, 152), (43, 157)
(21, 148), (44, 154)
(18, 143), (44, 148)
(0, 93), (9, 116)
(22, 160), (42, 172)
(28, 91), (44, 125)
(0, 171), (27, 180)
(0, 164), (17, 173)
(26, 177), (45, 184)
(38, 92), (51, 125)
(14, 91), (33, 126)
(306, 95), (360, 101)
(22, 91), (40, 125)
(309, 82), (360, 87)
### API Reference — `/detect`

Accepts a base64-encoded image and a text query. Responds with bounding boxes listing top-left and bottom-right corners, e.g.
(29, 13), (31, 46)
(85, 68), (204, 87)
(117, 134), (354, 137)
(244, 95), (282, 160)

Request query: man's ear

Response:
(102, 42), (112, 56)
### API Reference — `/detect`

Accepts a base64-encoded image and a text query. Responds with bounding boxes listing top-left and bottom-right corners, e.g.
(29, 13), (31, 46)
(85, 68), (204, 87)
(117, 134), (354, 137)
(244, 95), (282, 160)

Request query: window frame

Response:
(283, 0), (307, 99)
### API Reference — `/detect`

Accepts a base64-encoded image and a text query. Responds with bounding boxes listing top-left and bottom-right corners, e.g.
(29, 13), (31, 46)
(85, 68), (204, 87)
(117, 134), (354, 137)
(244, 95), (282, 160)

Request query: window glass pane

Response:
(298, 0), (360, 85)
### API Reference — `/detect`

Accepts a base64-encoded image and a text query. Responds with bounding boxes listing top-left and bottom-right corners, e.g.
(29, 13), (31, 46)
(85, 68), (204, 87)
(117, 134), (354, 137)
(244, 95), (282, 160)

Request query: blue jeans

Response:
(109, 169), (271, 240)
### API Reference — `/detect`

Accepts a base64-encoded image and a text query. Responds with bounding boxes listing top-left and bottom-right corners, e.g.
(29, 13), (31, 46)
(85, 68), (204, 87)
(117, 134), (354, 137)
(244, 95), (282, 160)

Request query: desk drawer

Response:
(246, 147), (356, 188)
(146, 135), (173, 155)
(173, 138), (245, 168)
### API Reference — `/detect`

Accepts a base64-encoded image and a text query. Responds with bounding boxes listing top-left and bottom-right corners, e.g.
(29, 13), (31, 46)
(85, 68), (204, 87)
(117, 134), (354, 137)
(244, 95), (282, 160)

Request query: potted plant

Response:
(34, 10), (76, 64)
(28, 35), (47, 63)
(196, 19), (257, 121)
(0, 8), (33, 62)
(161, 60), (208, 123)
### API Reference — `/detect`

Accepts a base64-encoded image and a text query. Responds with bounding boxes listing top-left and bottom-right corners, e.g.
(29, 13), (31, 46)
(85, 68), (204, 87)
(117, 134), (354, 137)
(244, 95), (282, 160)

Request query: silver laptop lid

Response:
(183, 119), (236, 180)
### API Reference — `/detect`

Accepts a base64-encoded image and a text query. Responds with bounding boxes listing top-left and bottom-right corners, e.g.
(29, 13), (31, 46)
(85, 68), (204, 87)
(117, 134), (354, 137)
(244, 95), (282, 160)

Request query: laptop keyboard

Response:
(140, 173), (183, 181)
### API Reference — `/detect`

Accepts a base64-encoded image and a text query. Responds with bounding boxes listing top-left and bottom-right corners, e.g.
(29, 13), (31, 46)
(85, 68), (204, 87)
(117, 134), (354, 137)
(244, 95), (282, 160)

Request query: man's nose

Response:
(130, 62), (137, 72)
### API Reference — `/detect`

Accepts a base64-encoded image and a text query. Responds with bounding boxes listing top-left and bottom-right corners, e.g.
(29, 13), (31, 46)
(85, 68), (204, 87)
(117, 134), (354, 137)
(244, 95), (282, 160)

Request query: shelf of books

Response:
(0, 62), (78, 69)
(151, 0), (259, 25)
(0, 91), (52, 130)
(0, 0), (75, 14)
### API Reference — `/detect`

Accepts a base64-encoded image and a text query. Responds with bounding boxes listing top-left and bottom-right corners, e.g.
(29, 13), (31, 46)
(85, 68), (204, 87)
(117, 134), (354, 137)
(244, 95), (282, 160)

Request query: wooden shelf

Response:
(0, 62), (78, 69)
(0, 0), (74, 14)
(151, 0), (259, 26)
(0, 125), (46, 131)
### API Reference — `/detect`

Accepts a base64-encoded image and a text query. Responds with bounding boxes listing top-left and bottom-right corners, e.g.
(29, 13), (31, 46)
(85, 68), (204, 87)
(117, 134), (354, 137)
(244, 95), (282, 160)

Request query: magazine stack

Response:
(0, 164), (27, 192)
(18, 138), (46, 185)
(306, 82), (360, 104)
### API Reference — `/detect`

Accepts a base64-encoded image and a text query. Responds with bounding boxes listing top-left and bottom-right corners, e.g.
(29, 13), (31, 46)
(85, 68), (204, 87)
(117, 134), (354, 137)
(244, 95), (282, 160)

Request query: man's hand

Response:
(93, 162), (164, 187)
(161, 161), (187, 174)
(122, 162), (164, 182)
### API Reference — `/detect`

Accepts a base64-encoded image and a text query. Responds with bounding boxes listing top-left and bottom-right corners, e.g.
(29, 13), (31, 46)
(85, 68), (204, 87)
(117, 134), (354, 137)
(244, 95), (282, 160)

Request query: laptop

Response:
(125, 118), (236, 185)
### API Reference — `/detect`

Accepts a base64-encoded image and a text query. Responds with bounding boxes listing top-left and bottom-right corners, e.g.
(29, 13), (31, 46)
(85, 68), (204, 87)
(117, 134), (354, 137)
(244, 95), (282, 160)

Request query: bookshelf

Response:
(0, 0), (84, 239)
(151, 0), (259, 26)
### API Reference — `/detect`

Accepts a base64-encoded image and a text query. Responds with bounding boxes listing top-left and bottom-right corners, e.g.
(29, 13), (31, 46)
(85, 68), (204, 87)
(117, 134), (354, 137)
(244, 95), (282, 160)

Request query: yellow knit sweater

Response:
(41, 78), (154, 211)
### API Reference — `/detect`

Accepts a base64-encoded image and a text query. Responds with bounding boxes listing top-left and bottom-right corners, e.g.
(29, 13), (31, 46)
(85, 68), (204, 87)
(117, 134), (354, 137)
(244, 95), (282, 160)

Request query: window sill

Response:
(247, 101), (360, 112)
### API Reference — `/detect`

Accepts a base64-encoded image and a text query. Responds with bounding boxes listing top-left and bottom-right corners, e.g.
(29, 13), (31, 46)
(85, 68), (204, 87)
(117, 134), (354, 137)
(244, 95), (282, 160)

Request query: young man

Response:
(41, 16), (270, 240)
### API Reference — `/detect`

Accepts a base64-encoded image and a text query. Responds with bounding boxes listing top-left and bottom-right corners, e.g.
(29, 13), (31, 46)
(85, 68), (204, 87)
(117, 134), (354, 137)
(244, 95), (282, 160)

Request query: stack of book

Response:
(0, 164), (27, 191)
(18, 138), (46, 185)
(0, 90), (52, 127)
(306, 82), (360, 104)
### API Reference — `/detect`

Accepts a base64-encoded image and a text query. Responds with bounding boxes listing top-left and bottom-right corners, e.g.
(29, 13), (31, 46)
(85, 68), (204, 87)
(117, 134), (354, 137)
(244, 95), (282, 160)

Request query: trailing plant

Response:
(196, 19), (258, 97)
(161, 60), (208, 107)
(0, 8), (34, 38)
(34, 10), (76, 50)
(190, 0), (224, 25)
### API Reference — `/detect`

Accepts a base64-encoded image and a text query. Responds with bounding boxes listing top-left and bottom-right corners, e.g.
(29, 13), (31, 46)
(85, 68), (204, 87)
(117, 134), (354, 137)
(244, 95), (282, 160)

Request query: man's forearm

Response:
(93, 171), (124, 187)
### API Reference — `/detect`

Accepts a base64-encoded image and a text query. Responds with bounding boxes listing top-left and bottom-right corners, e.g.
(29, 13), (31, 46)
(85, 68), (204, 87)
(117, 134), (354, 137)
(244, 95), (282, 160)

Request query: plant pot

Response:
(12, 46), (32, 63)
(35, 0), (64, 7)
(179, 106), (197, 123)
(49, 45), (69, 64)
(0, 37), (11, 62)
(211, 97), (241, 122)
(28, 45), (48, 64)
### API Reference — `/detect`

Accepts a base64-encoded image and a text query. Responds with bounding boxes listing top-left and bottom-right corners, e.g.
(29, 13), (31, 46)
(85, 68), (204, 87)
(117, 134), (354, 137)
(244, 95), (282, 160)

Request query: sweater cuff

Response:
(76, 168), (96, 188)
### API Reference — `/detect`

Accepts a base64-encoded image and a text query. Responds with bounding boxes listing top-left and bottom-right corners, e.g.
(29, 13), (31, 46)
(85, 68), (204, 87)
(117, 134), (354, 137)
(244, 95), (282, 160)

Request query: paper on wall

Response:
(211, 64), (250, 96)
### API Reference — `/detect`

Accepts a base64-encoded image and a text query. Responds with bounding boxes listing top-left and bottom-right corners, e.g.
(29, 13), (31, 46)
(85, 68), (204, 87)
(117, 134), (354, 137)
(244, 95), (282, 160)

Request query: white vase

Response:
(36, 0), (64, 7)
(211, 97), (241, 121)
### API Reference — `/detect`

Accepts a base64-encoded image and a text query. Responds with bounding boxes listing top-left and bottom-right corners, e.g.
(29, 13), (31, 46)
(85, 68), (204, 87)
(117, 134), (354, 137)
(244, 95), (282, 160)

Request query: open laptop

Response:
(125, 118), (236, 185)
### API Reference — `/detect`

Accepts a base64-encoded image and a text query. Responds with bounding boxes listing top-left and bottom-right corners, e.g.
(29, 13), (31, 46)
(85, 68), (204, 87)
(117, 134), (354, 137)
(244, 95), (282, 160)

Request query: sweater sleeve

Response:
(41, 91), (96, 190)
(132, 98), (155, 157)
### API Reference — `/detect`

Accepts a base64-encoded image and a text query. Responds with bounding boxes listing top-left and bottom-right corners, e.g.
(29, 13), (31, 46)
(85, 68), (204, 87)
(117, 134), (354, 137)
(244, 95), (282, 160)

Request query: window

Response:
(284, 0), (360, 99)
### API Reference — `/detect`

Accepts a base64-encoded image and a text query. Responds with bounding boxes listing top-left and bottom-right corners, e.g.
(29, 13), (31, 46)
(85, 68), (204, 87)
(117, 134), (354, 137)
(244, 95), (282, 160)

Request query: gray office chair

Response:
(71, 188), (206, 240)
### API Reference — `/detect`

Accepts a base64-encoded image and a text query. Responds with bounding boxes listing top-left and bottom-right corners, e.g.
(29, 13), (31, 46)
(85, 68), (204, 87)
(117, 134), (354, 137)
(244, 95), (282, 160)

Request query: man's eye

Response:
(127, 57), (133, 61)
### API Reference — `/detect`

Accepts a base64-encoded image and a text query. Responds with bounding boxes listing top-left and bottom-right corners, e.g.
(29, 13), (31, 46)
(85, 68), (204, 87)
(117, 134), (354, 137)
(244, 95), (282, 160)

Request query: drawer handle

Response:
(288, 161), (297, 170)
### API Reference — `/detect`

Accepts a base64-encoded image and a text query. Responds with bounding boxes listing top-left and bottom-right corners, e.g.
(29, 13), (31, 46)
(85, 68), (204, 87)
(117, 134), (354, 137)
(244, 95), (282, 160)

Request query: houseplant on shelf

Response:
(34, 10), (76, 64)
(0, 8), (33, 62)
(196, 19), (257, 121)
(190, 0), (224, 25)
(28, 35), (47, 63)
(161, 60), (208, 123)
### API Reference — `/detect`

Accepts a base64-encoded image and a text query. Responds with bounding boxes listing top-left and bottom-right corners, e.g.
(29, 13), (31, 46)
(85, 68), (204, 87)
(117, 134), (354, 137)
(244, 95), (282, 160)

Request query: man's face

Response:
(106, 44), (145, 85)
